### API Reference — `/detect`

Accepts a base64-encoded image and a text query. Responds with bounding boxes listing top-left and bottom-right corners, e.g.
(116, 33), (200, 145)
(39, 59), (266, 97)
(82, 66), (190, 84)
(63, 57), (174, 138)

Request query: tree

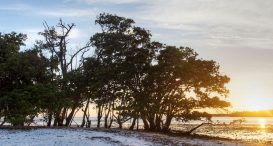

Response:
(37, 19), (91, 126)
(0, 32), (59, 126)
(88, 13), (230, 132)
(0, 32), (27, 126)
(88, 13), (161, 128)
(0, 32), (27, 96)
(140, 46), (230, 131)
(1, 13), (230, 130)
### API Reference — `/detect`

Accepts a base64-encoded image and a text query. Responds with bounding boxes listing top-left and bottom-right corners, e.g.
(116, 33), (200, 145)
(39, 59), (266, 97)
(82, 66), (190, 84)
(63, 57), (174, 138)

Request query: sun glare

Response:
(236, 84), (273, 111)
(258, 118), (266, 129)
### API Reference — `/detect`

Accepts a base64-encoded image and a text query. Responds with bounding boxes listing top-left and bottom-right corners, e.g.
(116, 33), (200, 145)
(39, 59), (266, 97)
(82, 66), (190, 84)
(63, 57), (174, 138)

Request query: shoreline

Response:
(0, 126), (270, 146)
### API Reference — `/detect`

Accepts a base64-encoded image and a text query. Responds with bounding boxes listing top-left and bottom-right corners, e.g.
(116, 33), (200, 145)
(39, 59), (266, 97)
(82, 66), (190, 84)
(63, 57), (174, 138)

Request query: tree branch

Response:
(185, 122), (212, 135)
(66, 42), (91, 69)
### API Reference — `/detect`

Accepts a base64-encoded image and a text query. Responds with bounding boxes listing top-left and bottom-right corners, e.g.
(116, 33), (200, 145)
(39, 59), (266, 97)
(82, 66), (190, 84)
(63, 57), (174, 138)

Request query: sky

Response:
(1, 0), (273, 111)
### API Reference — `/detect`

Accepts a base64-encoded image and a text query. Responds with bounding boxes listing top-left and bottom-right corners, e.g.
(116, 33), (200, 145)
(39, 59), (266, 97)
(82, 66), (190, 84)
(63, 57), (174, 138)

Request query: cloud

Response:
(76, 0), (141, 4)
(3, 0), (273, 110)
(69, 28), (81, 39)
(126, 0), (273, 50)
(38, 8), (98, 17)
(0, 2), (97, 18)
(0, 4), (30, 11)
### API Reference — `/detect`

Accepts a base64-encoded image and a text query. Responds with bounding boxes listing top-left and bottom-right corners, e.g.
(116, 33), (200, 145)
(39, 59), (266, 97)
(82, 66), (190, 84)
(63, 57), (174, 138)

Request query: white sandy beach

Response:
(0, 128), (245, 146)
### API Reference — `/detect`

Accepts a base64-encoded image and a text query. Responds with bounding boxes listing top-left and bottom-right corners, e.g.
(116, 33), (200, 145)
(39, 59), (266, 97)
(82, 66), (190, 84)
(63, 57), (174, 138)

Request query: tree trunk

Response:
(141, 115), (150, 130)
(81, 98), (90, 127)
(65, 104), (77, 126)
(58, 107), (66, 126)
(87, 120), (91, 128)
(129, 117), (136, 130)
(53, 117), (57, 126)
(104, 116), (108, 128)
(162, 115), (173, 132)
(54, 109), (62, 126)
(148, 115), (156, 131)
(97, 105), (103, 128)
(65, 98), (80, 127)
(117, 118), (123, 129)
(104, 106), (111, 128)
(107, 110), (113, 128)
(155, 115), (162, 131)
(47, 112), (52, 127)
(81, 117), (86, 128)
(137, 118), (139, 130)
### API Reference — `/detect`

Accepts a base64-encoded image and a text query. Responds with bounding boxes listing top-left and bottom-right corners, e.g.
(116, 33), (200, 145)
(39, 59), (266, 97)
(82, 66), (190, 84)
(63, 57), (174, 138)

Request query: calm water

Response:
(211, 117), (273, 125)
(172, 117), (273, 144)
(31, 116), (273, 126)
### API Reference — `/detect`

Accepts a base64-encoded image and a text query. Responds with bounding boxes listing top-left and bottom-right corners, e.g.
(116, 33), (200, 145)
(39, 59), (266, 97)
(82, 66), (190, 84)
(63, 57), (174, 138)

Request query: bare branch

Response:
(67, 42), (92, 69)
(78, 48), (90, 68)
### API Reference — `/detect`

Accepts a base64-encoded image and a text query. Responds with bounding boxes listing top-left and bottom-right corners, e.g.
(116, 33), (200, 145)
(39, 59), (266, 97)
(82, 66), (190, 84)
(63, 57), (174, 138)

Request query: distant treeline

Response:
(212, 110), (273, 117)
(0, 13), (230, 132)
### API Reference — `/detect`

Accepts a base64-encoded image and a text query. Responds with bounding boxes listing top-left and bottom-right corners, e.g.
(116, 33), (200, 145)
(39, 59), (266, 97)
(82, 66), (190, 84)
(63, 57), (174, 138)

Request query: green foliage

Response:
(87, 13), (230, 131)
(0, 13), (230, 129)
(0, 32), (60, 126)
(0, 32), (26, 61)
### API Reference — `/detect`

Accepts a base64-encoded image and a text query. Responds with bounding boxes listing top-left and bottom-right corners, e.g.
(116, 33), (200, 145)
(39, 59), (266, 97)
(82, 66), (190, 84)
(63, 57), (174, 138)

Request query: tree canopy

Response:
(0, 13), (230, 131)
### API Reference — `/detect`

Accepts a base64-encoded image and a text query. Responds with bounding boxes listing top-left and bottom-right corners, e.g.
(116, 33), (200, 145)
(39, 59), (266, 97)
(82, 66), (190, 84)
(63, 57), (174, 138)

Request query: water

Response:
(211, 117), (273, 125)
(71, 117), (273, 143)
(69, 117), (273, 125)
(171, 117), (273, 144)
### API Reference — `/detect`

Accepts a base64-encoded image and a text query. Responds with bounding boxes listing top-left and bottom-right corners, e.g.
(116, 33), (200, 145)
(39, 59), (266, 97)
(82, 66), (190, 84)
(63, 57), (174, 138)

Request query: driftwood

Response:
(184, 122), (212, 135)
(167, 122), (213, 137)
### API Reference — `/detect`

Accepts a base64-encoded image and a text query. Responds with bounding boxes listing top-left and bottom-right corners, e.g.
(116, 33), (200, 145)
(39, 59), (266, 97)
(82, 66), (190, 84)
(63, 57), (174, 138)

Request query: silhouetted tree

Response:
(0, 13), (230, 130)
(88, 13), (230, 131)
(141, 46), (230, 131)
(37, 19), (91, 126)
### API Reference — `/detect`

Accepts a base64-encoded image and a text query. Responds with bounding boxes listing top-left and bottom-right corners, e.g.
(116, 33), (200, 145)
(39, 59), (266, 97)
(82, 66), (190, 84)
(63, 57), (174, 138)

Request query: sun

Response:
(258, 118), (266, 129)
